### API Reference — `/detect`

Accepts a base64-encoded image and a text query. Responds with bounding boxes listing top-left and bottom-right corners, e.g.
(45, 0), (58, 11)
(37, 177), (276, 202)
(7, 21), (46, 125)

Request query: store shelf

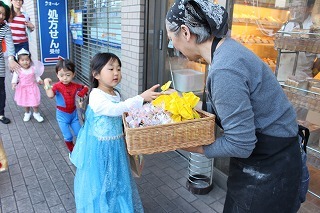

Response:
(232, 20), (283, 28)
(242, 42), (274, 46)
(281, 84), (320, 113)
(234, 1), (289, 9)
(231, 2), (287, 71)
(274, 32), (320, 54)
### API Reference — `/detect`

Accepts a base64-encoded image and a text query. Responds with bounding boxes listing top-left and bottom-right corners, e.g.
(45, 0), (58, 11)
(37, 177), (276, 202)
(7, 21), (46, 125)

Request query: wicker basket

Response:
(123, 108), (215, 155)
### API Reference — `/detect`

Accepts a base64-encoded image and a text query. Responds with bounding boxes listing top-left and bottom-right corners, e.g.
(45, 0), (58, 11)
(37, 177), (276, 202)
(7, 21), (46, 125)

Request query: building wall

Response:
(23, 0), (39, 62)
(23, 0), (147, 91)
(121, 0), (145, 100)
(24, 0), (57, 80)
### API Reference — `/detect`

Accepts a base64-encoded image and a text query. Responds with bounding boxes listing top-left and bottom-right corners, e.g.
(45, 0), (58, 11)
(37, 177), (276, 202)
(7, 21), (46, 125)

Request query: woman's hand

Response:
(140, 84), (161, 102)
(25, 21), (35, 32)
(8, 58), (21, 73)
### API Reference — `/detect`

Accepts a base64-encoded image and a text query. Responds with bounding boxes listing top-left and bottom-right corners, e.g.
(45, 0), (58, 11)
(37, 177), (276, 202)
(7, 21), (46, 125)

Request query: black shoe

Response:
(0, 116), (11, 124)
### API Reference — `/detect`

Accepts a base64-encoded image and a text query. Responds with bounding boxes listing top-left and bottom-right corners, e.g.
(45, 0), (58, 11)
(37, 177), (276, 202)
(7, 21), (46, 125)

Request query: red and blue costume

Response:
(52, 82), (88, 152)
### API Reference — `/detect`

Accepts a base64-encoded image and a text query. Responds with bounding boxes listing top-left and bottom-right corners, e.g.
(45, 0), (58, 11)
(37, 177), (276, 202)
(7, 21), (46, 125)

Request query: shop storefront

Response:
(67, 0), (121, 85)
(26, 0), (319, 202)
(147, 0), (320, 201)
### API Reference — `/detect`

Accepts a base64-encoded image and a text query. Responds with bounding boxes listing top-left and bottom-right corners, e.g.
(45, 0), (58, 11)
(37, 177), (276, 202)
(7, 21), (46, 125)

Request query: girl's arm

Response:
(11, 71), (18, 84)
(11, 72), (18, 90)
(36, 76), (43, 85)
(90, 89), (144, 116)
(23, 12), (35, 32)
(43, 78), (55, 98)
(90, 85), (160, 116)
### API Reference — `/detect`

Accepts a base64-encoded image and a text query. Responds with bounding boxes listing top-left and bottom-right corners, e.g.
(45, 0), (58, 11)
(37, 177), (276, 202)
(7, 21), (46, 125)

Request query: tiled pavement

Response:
(0, 71), (227, 213)
(1, 70), (320, 213)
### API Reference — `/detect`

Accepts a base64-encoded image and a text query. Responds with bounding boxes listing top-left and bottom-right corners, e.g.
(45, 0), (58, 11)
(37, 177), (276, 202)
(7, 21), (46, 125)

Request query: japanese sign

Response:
(70, 9), (83, 45)
(37, 0), (69, 65)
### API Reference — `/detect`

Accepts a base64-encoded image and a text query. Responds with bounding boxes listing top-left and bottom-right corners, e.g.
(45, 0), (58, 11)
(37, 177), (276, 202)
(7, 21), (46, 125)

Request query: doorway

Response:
(144, 0), (207, 91)
(143, 0), (169, 90)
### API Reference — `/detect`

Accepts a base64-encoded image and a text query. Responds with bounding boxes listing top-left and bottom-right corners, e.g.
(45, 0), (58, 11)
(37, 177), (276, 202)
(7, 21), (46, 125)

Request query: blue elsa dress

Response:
(70, 106), (144, 213)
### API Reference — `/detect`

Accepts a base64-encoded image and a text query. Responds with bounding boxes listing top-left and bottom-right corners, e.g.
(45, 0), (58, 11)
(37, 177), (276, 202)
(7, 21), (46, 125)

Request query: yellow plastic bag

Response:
(0, 137), (8, 172)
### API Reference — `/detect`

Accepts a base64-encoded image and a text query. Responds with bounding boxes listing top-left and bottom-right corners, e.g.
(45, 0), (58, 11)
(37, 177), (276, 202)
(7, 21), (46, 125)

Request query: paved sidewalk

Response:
(0, 73), (226, 213)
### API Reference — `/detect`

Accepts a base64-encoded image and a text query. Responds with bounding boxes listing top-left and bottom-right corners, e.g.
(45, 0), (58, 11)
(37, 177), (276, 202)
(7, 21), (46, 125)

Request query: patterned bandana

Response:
(166, 0), (228, 38)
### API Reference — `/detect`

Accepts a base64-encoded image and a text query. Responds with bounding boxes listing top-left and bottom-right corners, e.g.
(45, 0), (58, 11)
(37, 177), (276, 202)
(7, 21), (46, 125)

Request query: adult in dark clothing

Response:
(0, 1), (20, 124)
(166, 0), (308, 212)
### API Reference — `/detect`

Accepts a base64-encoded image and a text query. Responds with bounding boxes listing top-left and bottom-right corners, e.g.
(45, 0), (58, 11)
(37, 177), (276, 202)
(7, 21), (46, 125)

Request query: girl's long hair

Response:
(9, 0), (23, 21)
(81, 52), (122, 121)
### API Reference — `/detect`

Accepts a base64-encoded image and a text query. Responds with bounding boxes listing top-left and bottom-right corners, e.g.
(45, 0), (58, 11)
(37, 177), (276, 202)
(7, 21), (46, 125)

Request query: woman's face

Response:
(11, 0), (23, 9)
(0, 6), (5, 23)
(166, 25), (199, 62)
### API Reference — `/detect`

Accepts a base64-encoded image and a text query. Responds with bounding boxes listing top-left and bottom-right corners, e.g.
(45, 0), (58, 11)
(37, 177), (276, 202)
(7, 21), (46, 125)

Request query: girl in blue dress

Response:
(70, 52), (160, 213)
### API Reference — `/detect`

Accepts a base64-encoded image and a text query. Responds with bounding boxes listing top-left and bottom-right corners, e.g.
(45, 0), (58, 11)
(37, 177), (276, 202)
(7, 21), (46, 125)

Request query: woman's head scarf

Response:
(166, 0), (228, 38)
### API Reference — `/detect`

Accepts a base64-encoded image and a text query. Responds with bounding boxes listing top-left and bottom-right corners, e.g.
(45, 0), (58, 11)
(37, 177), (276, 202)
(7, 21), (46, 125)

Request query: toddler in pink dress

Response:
(11, 48), (44, 122)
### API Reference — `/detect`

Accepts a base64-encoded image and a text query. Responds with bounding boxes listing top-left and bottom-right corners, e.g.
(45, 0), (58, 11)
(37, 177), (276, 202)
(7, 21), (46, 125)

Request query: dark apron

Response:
(223, 133), (301, 213)
(207, 38), (305, 213)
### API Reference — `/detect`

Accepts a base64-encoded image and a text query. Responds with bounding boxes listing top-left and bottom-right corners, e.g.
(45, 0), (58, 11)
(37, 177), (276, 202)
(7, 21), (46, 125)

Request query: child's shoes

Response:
(33, 112), (44, 122)
(65, 141), (74, 152)
(23, 112), (32, 122)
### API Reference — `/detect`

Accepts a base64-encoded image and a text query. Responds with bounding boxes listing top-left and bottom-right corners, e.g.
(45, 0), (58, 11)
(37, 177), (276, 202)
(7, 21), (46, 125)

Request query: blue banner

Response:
(37, 0), (69, 65)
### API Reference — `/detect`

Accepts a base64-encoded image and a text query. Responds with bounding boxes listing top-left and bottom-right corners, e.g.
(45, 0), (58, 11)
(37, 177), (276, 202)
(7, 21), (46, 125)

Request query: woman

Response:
(166, 0), (305, 212)
(0, 0), (21, 124)
(9, 0), (34, 53)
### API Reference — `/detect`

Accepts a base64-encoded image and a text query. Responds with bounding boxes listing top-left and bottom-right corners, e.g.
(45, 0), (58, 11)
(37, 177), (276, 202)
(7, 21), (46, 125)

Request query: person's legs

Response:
(32, 106), (44, 122)
(56, 110), (74, 152)
(23, 107), (31, 122)
(0, 77), (5, 116)
(70, 110), (81, 138)
(0, 77), (10, 124)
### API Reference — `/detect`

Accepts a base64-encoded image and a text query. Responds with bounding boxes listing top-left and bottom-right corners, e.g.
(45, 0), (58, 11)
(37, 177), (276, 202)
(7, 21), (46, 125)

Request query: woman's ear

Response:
(180, 25), (190, 40)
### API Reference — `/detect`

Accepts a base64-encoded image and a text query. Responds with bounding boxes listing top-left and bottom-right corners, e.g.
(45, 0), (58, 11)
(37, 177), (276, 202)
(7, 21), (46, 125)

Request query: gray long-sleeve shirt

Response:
(0, 24), (15, 78)
(203, 38), (298, 158)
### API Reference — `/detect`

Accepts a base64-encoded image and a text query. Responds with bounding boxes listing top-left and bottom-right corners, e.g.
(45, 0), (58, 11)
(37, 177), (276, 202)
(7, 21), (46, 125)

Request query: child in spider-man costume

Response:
(43, 59), (88, 153)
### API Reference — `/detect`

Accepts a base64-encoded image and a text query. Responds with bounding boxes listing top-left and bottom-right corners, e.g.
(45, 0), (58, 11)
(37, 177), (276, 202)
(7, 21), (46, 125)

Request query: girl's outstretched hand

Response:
(140, 84), (161, 102)
(38, 80), (43, 85)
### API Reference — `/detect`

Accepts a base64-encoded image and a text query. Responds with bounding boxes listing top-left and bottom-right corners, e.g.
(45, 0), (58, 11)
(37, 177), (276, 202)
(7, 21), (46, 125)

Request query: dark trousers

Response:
(0, 77), (6, 115)
(14, 41), (29, 54)
(223, 133), (301, 213)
